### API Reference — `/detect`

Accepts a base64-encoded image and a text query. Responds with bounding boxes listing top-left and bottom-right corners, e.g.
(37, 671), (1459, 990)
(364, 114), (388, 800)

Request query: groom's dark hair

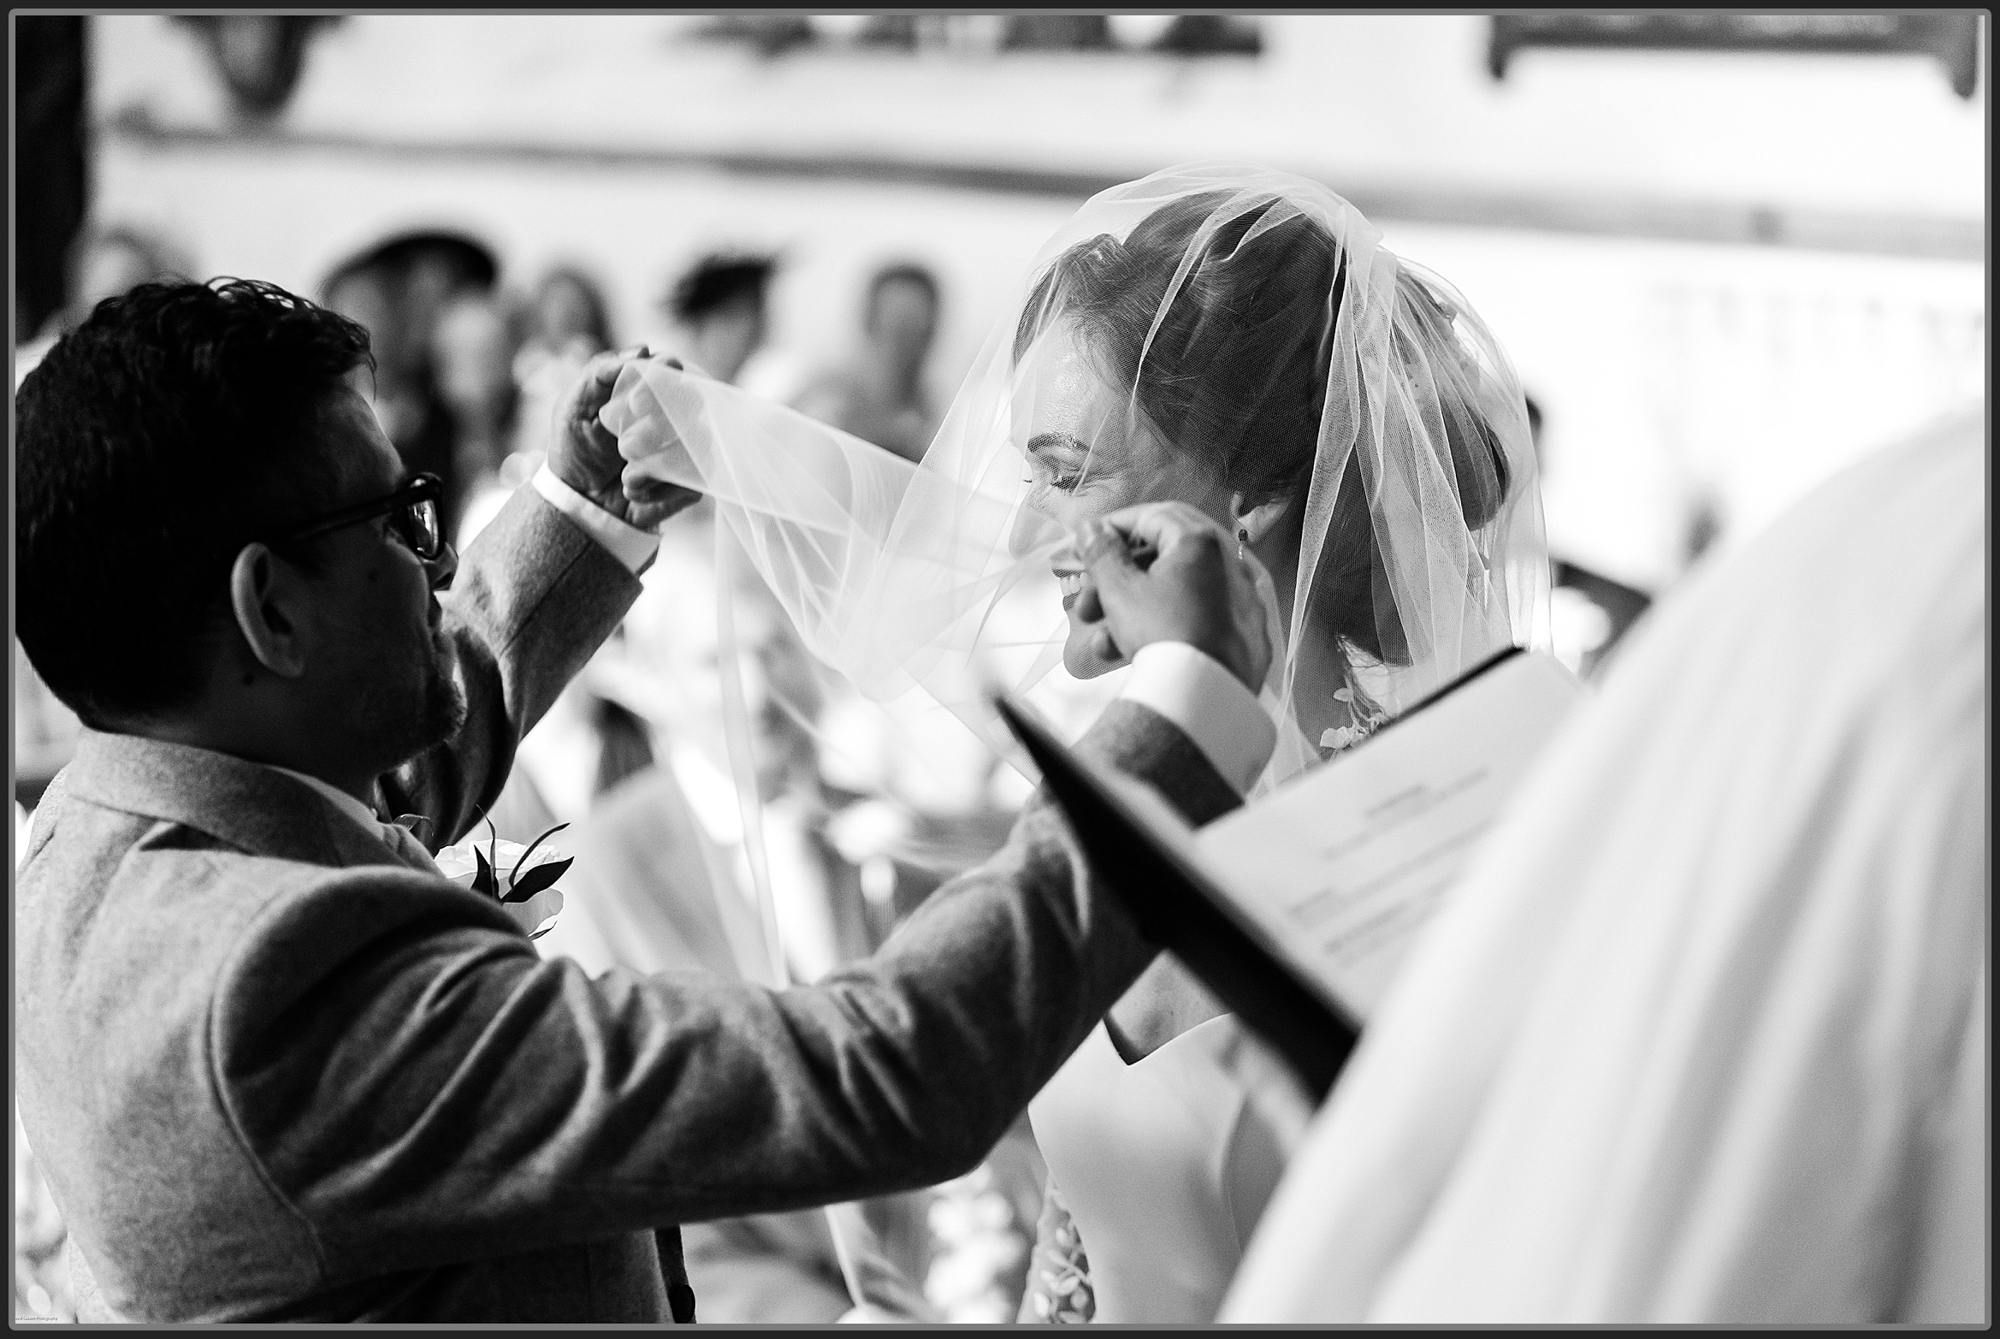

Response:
(16, 278), (373, 726)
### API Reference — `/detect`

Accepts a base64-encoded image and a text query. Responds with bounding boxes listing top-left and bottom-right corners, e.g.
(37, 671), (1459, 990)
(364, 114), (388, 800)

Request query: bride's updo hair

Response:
(1014, 189), (1513, 665)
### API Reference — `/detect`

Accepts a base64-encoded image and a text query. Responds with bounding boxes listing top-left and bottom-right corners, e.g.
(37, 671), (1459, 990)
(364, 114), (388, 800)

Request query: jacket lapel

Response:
(62, 728), (406, 873)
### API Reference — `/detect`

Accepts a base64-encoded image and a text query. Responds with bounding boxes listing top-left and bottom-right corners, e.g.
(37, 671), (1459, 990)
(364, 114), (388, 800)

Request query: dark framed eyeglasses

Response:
(269, 472), (446, 561)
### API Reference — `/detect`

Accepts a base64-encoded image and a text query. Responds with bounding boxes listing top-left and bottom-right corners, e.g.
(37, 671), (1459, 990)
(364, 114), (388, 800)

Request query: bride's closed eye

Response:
(1024, 466), (1085, 491)
(1025, 431), (1092, 492)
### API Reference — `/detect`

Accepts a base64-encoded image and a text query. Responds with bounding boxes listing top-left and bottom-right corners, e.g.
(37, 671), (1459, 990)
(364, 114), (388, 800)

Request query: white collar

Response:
(264, 763), (385, 837)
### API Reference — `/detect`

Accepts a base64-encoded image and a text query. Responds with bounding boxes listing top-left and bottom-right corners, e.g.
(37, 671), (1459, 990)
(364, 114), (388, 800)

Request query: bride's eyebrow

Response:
(1026, 431), (1092, 461)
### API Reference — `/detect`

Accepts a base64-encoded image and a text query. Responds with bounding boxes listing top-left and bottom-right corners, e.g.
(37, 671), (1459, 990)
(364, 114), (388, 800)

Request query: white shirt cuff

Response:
(531, 465), (659, 575)
(1118, 642), (1276, 795)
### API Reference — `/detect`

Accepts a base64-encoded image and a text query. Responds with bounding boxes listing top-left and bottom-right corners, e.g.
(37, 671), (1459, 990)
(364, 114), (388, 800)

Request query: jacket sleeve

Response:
(376, 485), (644, 848)
(214, 700), (1241, 1287)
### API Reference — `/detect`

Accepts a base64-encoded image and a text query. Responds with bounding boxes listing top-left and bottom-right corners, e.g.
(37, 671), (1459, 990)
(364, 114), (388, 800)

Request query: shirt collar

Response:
(263, 764), (384, 837)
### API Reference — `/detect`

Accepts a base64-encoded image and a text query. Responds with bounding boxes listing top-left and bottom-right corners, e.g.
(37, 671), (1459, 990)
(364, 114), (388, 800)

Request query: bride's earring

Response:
(1236, 527), (1249, 561)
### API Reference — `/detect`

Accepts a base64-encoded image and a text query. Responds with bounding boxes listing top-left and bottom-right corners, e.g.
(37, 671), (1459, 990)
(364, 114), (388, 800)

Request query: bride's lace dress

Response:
(1024, 1016), (1314, 1323)
(1018, 714), (1375, 1325)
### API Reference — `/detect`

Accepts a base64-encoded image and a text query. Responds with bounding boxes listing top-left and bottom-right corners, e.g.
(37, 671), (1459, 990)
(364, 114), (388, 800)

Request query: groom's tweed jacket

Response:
(13, 487), (1244, 1323)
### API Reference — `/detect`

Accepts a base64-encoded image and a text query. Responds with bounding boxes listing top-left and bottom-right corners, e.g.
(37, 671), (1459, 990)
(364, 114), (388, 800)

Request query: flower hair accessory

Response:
(1318, 684), (1389, 756)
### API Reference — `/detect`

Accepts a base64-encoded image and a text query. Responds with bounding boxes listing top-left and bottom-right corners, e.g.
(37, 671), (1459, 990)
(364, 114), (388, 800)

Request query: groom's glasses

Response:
(270, 473), (446, 561)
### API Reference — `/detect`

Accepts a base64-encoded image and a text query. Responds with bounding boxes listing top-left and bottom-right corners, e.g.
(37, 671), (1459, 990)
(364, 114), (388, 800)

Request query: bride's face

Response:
(1011, 321), (1232, 675)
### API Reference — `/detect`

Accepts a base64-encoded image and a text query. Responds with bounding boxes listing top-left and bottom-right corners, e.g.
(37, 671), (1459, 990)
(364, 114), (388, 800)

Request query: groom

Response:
(12, 279), (1277, 1323)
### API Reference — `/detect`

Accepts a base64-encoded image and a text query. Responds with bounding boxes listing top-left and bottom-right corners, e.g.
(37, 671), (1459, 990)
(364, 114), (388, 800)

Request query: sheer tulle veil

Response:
(602, 163), (1551, 793)
(594, 162), (1551, 1316)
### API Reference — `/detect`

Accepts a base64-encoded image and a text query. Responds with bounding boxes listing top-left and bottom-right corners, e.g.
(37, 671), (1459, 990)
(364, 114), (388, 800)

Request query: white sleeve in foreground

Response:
(1117, 642), (1276, 795)
(531, 465), (660, 575)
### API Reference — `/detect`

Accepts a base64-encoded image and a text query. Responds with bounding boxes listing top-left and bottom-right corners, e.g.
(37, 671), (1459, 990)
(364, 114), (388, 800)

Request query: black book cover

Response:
(996, 645), (1534, 1104)
(994, 695), (1361, 1103)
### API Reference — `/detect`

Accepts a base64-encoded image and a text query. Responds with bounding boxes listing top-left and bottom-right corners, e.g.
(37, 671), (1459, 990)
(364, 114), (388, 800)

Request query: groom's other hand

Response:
(550, 348), (703, 531)
(1075, 502), (1276, 691)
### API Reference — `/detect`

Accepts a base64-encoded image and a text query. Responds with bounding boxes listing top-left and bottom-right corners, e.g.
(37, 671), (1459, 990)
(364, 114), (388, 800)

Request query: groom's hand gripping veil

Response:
(555, 347), (703, 530)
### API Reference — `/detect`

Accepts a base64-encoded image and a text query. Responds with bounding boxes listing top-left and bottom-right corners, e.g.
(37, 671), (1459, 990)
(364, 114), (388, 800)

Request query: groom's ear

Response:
(227, 543), (311, 680)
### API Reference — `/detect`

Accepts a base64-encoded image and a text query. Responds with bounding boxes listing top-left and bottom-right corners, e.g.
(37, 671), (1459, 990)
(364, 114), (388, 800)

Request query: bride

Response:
(601, 163), (1550, 1324)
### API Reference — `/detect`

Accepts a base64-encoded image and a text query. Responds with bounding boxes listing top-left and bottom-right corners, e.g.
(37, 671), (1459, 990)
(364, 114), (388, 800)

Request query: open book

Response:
(995, 646), (1583, 1102)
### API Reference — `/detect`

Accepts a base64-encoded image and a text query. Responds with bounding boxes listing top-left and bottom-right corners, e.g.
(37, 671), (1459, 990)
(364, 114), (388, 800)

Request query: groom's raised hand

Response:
(548, 348), (703, 531)
(1074, 502), (1278, 692)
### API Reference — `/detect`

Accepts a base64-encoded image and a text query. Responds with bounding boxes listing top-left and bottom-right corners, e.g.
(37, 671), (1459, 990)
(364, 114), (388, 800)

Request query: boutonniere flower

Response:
(431, 818), (573, 940)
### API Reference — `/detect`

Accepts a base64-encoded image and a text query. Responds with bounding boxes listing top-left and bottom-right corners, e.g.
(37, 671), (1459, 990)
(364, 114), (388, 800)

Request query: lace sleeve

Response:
(1017, 1177), (1095, 1323)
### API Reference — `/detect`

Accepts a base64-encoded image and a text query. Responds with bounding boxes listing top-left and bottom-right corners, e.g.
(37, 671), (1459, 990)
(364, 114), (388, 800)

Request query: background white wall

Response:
(94, 15), (1986, 217)
(85, 14), (1987, 589)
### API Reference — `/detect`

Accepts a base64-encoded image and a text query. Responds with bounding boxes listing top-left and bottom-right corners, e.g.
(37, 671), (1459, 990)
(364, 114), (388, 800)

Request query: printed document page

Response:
(1195, 650), (1582, 1019)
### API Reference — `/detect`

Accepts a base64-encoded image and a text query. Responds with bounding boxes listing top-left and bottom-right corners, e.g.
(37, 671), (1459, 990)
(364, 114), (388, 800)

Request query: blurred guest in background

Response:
(527, 265), (616, 362)
(320, 252), (453, 522)
(664, 252), (774, 387)
(462, 271), (652, 831)
(1529, 394), (1653, 678)
(431, 290), (531, 548)
(320, 229), (501, 535)
(523, 517), (938, 1323)
(792, 261), (943, 464)
(56, 224), (194, 332)
(16, 221), (195, 380)
(545, 516), (876, 993)
(389, 231), (500, 342)
(458, 272), (638, 839)
(319, 259), (401, 363)
(485, 267), (621, 531)
(433, 292), (526, 511)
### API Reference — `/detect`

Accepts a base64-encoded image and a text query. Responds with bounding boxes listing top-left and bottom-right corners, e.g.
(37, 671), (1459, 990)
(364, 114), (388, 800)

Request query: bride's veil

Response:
(601, 161), (1551, 793)
(596, 160), (1551, 1318)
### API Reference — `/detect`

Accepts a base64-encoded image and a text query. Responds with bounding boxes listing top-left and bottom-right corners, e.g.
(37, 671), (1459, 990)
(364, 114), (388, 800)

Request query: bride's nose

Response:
(1007, 497), (1064, 560)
